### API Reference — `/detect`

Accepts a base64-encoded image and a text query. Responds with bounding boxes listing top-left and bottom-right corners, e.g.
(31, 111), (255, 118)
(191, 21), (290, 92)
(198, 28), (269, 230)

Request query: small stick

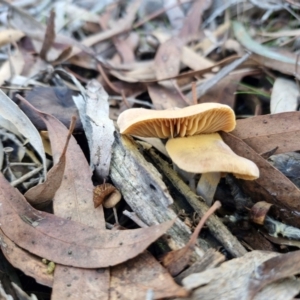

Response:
(109, 96), (154, 108)
(11, 166), (43, 187)
(97, 63), (121, 94)
(121, 89), (130, 108)
(123, 210), (149, 228)
(187, 201), (221, 248)
(10, 162), (39, 167)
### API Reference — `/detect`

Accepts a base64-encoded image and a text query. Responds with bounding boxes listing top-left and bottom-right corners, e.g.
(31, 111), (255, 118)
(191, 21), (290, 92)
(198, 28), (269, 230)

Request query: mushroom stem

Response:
(196, 172), (221, 206)
(113, 206), (119, 224)
(174, 164), (196, 192)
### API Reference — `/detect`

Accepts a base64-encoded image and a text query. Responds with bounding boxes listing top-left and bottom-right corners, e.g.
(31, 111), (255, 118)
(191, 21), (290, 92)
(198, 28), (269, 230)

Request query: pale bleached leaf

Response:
(271, 78), (299, 114)
(0, 48), (24, 85)
(0, 90), (47, 178)
(0, 115), (20, 137)
(73, 80), (115, 180)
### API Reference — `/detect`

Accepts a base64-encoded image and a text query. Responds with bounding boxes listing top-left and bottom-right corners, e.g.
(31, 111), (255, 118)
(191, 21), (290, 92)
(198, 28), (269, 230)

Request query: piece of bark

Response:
(110, 133), (206, 253)
(175, 249), (225, 284)
(147, 148), (247, 257)
(180, 251), (300, 300)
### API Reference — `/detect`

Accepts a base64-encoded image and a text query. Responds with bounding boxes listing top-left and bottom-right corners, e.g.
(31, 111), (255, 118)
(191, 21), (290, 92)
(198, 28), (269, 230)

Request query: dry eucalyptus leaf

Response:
(154, 0), (212, 80)
(72, 79), (115, 180)
(6, 1), (94, 61)
(51, 266), (109, 300)
(232, 112), (300, 155)
(66, 0), (141, 60)
(0, 230), (53, 287)
(0, 172), (174, 268)
(175, 249), (225, 284)
(33, 100), (110, 298)
(199, 69), (258, 108)
(147, 83), (187, 109)
(263, 233), (300, 248)
(110, 252), (188, 299)
(23, 116), (73, 207)
(0, 91), (47, 178)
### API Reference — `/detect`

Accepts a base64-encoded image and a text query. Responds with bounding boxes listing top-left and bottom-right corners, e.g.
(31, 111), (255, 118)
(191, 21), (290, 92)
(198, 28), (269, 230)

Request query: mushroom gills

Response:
(117, 103), (236, 139)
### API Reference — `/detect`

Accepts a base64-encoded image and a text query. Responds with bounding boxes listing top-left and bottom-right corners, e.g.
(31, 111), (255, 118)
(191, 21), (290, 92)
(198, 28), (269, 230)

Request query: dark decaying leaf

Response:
(18, 86), (81, 131)
(249, 201), (273, 225)
(268, 152), (300, 188)
(0, 172), (174, 268)
(262, 232), (300, 248)
(232, 112), (300, 155)
(221, 132), (300, 227)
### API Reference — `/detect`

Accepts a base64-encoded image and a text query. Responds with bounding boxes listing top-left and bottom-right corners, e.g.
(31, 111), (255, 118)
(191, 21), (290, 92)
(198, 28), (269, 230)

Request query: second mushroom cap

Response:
(166, 133), (259, 180)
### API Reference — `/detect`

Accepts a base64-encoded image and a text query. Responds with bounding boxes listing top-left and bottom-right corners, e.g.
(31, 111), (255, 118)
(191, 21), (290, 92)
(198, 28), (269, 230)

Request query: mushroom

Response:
(166, 133), (259, 204)
(93, 183), (122, 223)
(117, 103), (259, 205)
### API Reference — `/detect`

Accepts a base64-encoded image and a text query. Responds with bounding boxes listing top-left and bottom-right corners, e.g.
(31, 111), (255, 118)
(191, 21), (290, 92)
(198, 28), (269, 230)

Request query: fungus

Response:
(93, 183), (121, 223)
(166, 133), (259, 204)
(117, 103), (259, 205)
(117, 103), (236, 138)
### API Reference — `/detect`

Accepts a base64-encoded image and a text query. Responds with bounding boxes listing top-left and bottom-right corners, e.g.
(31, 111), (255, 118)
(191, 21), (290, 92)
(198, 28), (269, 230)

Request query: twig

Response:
(109, 96), (154, 108)
(123, 210), (149, 228)
(11, 166), (43, 187)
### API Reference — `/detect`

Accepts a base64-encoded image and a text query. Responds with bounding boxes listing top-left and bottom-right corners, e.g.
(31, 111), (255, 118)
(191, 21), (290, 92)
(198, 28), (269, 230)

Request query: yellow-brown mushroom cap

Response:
(117, 103), (236, 138)
(166, 133), (259, 180)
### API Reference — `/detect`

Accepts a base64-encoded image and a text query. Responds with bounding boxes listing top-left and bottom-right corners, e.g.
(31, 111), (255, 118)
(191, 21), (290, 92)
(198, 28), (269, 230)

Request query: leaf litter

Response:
(1, 0), (300, 299)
